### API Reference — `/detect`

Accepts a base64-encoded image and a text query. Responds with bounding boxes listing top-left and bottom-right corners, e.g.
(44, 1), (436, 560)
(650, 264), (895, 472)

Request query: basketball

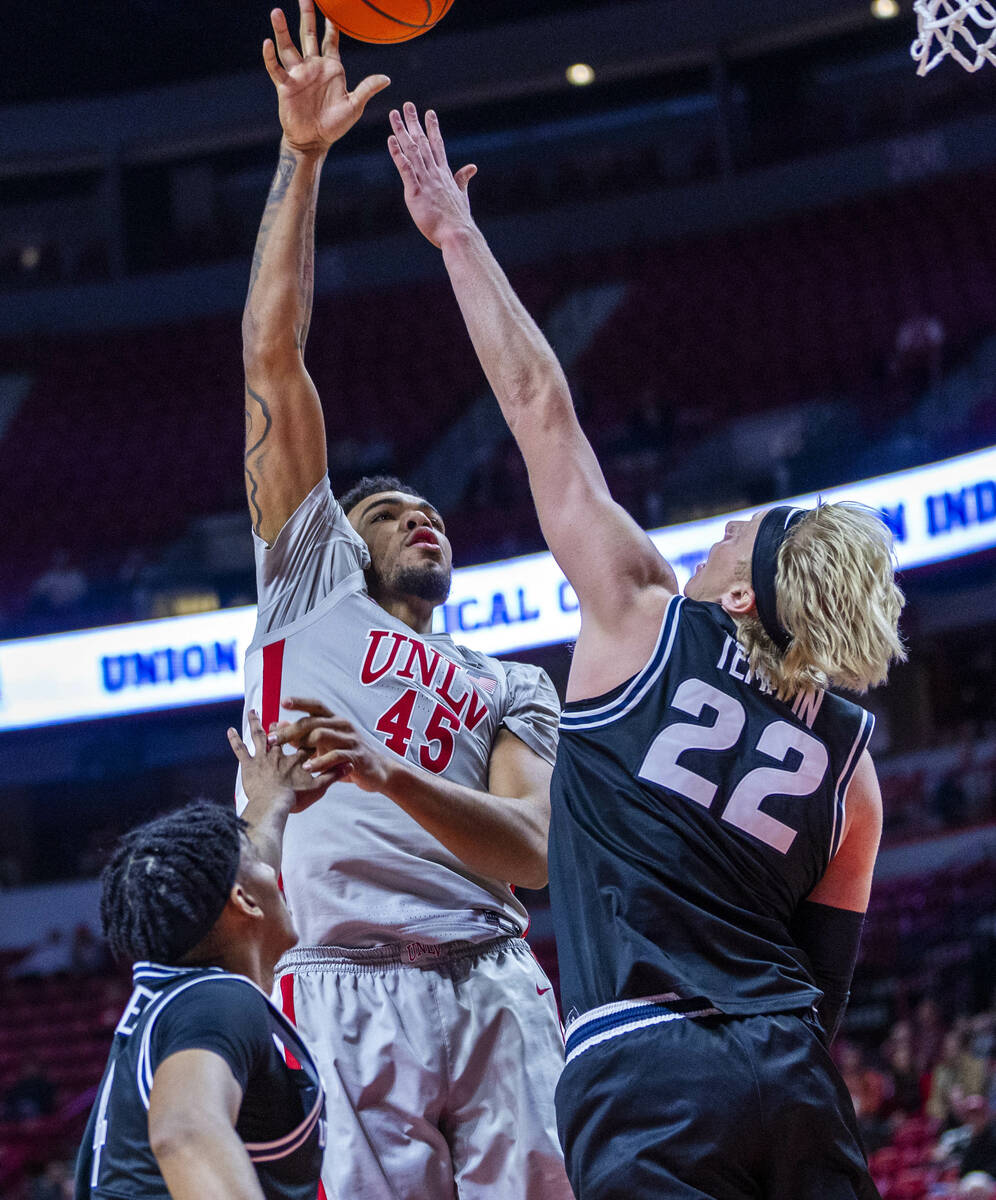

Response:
(314, 0), (455, 43)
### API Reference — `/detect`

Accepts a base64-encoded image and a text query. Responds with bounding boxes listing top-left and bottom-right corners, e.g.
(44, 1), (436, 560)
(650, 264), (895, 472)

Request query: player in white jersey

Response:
(237, 5), (574, 1198)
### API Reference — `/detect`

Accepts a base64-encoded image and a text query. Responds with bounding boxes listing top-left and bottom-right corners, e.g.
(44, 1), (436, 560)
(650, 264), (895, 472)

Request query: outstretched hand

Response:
(388, 103), (477, 248)
(228, 709), (338, 813)
(269, 697), (401, 795)
(264, 0), (390, 155)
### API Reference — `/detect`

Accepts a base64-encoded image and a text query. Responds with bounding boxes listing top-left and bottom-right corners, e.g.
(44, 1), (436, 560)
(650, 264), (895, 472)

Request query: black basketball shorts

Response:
(555, 1008), (880, 1200)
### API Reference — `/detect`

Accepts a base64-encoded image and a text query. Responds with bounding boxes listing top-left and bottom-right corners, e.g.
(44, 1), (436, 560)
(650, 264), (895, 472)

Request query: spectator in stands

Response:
(885, 312), (946, 420)
(929, 1031), (989, 1126)
(883, 1031), (926, 1120)
(916, 997), (949, 1072)
(838, 1040), (890, 1150)
(961, 1172), (996, 1199)
(27, 1157), (73, 1200)
(2, 1058), (56, 1121)
(961, 1096), (996, 1180)
(967, 1008), (995, 1065)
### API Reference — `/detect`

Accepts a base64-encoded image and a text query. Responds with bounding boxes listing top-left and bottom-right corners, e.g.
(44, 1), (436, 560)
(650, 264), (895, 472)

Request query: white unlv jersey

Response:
(236, 476), (560, 950)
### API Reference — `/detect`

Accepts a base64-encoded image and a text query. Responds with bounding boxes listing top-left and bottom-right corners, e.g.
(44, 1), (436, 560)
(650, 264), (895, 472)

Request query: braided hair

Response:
(100, 801), (247, 966)
(338, 475), (426, 516)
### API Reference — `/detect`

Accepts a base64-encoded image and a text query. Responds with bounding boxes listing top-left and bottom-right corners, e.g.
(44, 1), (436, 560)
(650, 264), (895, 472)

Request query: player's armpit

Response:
(149, 1049), (264, 1200)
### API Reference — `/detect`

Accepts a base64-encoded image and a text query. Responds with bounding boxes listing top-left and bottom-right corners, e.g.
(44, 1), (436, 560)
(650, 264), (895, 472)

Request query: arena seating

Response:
(857, 858), (993, 976)
(3, 166), (996, 620)
(573, 169), (996, 433)
(0, 972), (123, 1193)
(869, 1118), (947, 1200)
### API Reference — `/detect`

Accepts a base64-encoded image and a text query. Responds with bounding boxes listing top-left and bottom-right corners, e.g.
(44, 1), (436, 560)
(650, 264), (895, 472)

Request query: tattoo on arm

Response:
(246, 147), (298, 302)
(244, 384), (273, 537)
(298, 216), (315, 352)
(241, 146), (321, 535)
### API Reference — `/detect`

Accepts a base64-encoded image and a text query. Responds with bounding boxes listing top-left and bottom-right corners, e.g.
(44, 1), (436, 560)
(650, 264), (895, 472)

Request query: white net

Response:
(911, 0), (996, 74)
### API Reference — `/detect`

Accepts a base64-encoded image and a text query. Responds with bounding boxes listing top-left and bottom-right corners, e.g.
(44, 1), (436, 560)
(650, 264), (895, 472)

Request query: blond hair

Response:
(735, 502), (906, 700)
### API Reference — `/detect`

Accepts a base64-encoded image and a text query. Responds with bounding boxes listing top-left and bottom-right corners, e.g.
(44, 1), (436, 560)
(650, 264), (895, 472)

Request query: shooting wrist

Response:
(279, 135), (329, 167)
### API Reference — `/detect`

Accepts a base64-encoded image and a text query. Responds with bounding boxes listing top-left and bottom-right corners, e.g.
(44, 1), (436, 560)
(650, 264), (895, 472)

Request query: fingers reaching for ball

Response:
(298, 0), (321, 57)
(388, 103), (477, 247)
(269, 7), (304, 71)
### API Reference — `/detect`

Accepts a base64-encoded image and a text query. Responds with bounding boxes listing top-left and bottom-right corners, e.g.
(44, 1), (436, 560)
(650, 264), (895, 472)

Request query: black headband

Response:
(751, 506), (805, 652)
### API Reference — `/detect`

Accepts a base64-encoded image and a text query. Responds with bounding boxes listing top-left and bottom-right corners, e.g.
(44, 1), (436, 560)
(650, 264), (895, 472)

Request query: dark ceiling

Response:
(7, 0), (614, 105)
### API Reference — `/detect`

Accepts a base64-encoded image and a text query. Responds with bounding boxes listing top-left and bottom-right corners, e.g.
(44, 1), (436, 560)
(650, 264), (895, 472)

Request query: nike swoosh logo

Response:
(537, 986), (552, 996)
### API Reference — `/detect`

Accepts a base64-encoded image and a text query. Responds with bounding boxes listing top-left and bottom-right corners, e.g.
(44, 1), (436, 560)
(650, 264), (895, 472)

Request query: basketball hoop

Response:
(911, 0), (996, 74)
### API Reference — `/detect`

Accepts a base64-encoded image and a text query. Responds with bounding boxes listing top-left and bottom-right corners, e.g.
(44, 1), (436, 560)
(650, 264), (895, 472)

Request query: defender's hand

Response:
(228, 709), (337, 813)
(270, 698), (400, 795)
(388, 104), (477, 248)
(264, 0), (390, 156)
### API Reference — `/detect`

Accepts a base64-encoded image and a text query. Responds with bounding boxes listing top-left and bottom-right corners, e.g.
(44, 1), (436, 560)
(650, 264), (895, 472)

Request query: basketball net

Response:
(911, 0), (996, 74)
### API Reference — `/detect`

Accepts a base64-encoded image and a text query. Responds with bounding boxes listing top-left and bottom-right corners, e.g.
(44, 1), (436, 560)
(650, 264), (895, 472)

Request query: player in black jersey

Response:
(390, 108), (907, 1199)
(75, 712), (337, 1200)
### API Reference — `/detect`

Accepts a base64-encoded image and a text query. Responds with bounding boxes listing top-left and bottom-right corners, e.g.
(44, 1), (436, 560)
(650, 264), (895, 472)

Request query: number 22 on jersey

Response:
(638, 678), (829, 854)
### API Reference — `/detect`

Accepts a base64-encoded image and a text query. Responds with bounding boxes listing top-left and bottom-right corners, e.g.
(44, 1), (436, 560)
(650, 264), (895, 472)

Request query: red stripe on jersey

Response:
(278, 973), (302, 1070)
(318, 1184), (329, 1200)
(261, 638), (287, 890)
(261, 638), (286, 731)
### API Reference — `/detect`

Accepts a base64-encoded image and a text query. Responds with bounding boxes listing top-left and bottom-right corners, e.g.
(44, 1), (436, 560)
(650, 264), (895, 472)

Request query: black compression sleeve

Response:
(790, 900), (865, 1045)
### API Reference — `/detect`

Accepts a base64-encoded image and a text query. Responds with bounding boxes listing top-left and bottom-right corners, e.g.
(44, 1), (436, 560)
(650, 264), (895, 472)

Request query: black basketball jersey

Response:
(74, 963), (325, 1200)
(549, 594), (874, 1020)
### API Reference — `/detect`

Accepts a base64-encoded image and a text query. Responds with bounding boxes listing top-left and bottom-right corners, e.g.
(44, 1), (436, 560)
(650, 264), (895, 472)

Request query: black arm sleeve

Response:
(790, 900), (865, 1045)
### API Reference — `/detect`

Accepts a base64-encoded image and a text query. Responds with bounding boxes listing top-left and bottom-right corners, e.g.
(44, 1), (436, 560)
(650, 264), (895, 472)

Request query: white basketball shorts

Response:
(275, 936), (575, 1200)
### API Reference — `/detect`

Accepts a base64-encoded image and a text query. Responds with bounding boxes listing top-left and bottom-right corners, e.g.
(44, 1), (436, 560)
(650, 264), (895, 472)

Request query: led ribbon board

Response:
(0, 445), (993, 730)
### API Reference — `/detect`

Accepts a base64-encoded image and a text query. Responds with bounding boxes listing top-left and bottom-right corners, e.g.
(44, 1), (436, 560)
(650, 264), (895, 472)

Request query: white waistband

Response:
(564, 994), (720, 1066)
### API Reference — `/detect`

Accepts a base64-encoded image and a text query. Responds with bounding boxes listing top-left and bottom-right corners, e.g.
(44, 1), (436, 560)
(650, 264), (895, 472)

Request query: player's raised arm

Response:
(387, 104), (677, 631)
(242, 1), (389, 545)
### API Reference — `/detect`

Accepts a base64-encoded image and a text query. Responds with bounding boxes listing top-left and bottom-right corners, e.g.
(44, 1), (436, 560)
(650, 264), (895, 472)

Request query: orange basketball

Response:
(315, 0), (454, 43)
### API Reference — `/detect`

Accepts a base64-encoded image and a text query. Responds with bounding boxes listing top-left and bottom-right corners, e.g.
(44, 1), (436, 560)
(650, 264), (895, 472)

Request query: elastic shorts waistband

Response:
(564, 994), (721, 1066)
(277, 935), (522, 976)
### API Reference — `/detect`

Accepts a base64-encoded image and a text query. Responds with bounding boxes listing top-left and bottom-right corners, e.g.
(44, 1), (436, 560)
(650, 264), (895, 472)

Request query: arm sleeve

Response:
(149, 980), (270, 1093)
(499, 662), (561, 767)
(253, 474), (371, 635)
(790, 900), (865, 1045)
